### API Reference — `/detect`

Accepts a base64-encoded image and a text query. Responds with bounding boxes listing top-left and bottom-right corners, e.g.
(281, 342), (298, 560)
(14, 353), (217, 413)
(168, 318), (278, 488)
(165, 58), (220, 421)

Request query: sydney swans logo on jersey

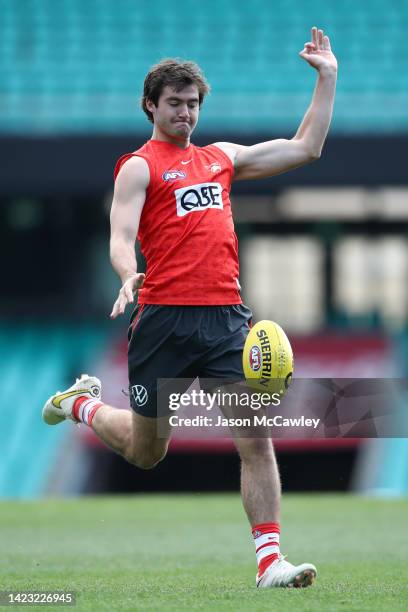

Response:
(162, 170), (187, 181)
(175, 182), (223, 217)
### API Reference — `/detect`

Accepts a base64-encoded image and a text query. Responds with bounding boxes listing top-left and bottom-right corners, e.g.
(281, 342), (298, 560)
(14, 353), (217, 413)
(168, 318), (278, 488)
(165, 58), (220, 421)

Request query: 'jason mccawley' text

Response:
(169, 414), (321, 428)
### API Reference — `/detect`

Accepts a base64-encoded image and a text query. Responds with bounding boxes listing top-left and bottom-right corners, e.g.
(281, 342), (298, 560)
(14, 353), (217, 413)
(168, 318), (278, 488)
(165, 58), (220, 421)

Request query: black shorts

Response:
(127, 304), (252, 417)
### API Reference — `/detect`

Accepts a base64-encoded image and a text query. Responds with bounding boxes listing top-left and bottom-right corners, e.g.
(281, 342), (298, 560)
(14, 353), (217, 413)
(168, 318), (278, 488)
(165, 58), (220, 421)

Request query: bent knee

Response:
(133, 455), (162, 470)
(125, 446), (168, 470)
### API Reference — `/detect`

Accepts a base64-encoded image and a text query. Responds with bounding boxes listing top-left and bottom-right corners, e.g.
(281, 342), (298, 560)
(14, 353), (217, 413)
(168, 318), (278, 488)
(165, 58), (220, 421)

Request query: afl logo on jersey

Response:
(174, 182), (223, 217)
(210, 163), (221, 173)
(163, 170), (187, 181)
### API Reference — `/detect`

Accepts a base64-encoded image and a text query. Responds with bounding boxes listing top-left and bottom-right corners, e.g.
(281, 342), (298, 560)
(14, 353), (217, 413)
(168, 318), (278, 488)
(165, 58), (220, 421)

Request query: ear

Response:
(146, 98), (156, 114)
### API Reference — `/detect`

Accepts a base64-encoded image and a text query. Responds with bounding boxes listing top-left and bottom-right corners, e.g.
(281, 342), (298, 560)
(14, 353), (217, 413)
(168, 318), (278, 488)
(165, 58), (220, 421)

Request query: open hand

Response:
(299, 27), (337, 74)
(110, 273), (145, 319)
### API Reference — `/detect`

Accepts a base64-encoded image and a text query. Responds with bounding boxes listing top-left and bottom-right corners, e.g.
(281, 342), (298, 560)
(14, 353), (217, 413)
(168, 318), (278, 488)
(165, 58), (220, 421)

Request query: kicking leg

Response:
(92, 405), (171, 469)
(42, 374), (171, 470)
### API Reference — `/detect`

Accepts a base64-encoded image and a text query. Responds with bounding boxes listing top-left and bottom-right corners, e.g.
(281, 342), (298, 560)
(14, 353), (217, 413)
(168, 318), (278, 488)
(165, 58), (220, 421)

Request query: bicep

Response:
(110, 156), (149, 241)
(218, 139), (313, 181)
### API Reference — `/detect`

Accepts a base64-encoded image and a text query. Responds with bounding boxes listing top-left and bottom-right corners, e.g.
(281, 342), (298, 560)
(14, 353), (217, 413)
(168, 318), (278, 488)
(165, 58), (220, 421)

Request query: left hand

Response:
(299, 27), (338, 74)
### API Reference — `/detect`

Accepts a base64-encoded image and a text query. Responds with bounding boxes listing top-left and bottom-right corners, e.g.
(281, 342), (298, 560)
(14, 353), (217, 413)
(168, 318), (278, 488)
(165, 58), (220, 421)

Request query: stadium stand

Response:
(1, 0), (407, 133)
(0, 324), (109, 498)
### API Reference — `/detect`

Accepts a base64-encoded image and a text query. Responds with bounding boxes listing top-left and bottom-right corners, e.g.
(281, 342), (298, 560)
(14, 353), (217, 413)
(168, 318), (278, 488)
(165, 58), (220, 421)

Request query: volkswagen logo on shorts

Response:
(131, 385), (148, 407)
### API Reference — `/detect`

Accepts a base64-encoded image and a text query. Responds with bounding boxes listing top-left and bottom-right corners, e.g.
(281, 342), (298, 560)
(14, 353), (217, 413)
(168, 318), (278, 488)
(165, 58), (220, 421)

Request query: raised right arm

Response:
(109, 156), (150, 318)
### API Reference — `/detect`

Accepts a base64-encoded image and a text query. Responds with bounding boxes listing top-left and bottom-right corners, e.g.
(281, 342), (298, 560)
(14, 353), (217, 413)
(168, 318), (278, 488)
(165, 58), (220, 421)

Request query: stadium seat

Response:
(0, 324), (110, 498)
(0, 0), (406, 133)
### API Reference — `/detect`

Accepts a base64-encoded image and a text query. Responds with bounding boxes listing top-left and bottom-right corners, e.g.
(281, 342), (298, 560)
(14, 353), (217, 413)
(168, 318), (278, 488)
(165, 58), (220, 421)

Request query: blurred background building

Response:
(1, 0), (407, 498)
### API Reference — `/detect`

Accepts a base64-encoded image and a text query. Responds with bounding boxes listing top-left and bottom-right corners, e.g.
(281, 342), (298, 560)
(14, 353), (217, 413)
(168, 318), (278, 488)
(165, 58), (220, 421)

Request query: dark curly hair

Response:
(141, 58), (210, 123)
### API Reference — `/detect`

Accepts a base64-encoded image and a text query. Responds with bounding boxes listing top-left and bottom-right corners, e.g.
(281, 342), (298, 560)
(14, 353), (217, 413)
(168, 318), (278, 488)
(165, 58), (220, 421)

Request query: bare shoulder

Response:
(115, 155), (150, 191)
(212, 141), (246, 165)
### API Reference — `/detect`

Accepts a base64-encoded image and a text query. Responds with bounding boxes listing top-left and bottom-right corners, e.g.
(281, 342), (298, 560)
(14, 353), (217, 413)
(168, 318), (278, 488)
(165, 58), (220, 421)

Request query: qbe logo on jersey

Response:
(175, 182), (223, 217)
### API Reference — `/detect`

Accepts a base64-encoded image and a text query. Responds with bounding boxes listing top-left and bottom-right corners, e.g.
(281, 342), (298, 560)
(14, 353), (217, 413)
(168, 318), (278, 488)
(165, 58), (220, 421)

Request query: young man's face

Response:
(147, 84), (200, 141)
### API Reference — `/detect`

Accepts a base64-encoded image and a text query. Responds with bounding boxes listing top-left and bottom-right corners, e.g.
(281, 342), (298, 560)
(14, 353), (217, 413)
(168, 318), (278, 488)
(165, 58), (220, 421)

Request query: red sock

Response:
(252, 522), (280, 577)
(73, 396), (104, 426)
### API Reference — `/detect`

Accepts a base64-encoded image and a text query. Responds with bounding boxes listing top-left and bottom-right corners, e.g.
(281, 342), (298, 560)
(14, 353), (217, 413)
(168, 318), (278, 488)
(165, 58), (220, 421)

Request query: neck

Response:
(151, 126), (191, 149)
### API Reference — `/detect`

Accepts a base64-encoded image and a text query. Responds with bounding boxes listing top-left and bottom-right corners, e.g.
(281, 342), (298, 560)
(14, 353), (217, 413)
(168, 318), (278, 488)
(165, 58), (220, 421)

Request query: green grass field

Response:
(1, 493), (407, 611)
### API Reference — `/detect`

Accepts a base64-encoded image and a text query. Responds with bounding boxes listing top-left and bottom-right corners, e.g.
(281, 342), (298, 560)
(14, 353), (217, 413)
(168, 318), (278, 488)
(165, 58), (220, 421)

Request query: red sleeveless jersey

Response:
(114, 139), (242, 305)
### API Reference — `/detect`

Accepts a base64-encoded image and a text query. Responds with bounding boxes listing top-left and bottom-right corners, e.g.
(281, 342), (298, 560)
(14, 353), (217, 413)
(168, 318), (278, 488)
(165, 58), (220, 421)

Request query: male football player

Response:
(43, 27), (337, 588)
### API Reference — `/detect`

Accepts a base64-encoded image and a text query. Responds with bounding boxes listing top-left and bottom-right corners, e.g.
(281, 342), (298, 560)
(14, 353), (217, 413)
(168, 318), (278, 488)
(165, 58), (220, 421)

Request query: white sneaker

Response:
(42, 374), (102, 425)
(256, 554), (317, 588)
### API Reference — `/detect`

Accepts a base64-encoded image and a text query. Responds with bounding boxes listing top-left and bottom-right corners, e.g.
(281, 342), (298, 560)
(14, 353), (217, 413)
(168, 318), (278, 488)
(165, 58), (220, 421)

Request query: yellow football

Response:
(242, 320), (294, 396)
